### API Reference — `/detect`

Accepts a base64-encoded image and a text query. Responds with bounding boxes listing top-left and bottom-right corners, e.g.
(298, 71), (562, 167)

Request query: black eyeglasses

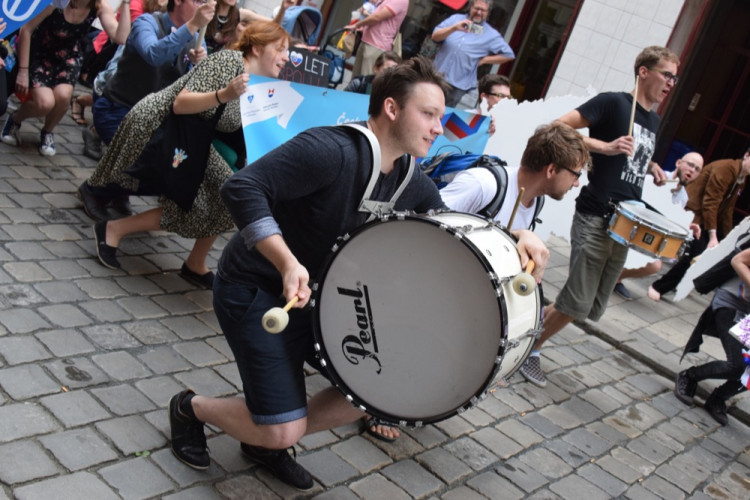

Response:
(487, 92), (512, 99)
(649, 68), (679, 85)
(558, 165), (582, 179)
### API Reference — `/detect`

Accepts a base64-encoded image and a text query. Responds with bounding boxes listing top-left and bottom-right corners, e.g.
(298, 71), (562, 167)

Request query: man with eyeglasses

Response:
(519, 46), (678, 388)
(614, 151), (704, 300)
(432, 0), (515, 108)
(648, 147), (750, 301)
(475, 73), (512, 111)
(440, 122), (590, 231)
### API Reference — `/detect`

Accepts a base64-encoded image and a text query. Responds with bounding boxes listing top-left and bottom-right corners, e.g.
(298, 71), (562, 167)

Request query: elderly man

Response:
(614, 151), (704, 299)
(432, 0), (515, 107)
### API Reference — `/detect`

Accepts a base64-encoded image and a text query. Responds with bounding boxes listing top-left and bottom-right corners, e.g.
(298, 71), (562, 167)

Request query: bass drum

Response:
(311, 212), (542, 426)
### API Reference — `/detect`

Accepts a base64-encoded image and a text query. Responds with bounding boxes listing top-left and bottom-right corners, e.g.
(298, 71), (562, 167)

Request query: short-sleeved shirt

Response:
(574, 92), (661, 217)
(432, 14), (515, 91)
(361, 0), (409, 51)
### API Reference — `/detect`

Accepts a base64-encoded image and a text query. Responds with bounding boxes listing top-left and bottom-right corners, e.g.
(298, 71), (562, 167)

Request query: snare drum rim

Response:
(311, 212), (509, 427)
(616, 201), (690, 237)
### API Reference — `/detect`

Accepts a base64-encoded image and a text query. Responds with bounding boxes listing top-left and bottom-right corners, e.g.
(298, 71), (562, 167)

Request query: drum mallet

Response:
(506, 187), (525, 230)
(513, 260), (537, 296)
(262, 296), (299, 334)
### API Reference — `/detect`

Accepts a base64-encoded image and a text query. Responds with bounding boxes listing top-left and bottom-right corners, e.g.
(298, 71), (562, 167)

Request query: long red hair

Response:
(232, 20), (290, 57)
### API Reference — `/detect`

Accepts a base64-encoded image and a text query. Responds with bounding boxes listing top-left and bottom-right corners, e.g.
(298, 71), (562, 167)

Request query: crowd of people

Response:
(0, 0), (747, 493)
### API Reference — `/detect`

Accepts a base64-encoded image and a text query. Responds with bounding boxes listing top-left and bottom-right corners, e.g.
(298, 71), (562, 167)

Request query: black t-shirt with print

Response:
(575, 92), (661, 216)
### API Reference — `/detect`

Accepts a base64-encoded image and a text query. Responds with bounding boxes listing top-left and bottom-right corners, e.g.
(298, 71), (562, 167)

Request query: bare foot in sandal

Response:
(364, 416), (400, 442)
(70, 95), (88, 126)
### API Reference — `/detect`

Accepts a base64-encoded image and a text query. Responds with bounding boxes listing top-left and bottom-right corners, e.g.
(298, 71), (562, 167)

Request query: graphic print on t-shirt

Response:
(622, 122), (656, 188)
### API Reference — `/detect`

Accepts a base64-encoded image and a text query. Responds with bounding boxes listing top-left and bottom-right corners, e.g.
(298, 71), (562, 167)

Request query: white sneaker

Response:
(39, 130), (55, 156)
(1, 115), (21, 146)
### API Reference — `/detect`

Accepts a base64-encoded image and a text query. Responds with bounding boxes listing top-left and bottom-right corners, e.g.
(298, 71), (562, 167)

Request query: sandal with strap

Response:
(70, 96), (88, 126)
(363, 416), (399, 443)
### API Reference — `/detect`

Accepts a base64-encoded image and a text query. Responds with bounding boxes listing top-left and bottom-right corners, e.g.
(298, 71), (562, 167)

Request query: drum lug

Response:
(657, 238), (667, 256)
(628, 226), (638, 241)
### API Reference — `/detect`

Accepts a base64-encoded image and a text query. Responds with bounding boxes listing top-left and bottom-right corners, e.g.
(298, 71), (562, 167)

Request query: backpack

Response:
(420, 153), (545, 228)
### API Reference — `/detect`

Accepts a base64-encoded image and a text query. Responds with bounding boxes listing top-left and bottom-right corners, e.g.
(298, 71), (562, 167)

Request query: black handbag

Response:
(125, 102), (226, 212)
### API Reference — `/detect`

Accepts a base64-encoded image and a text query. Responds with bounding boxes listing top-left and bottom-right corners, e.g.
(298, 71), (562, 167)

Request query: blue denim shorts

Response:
(213, 274), (319, 425)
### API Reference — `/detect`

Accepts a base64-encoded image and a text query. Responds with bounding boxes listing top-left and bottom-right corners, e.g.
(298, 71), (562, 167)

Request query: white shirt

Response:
(671, 171), (688, 208)
(440, 166), (537, 230)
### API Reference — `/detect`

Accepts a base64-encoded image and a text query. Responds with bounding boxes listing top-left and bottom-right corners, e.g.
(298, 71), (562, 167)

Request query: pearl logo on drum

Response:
(337, 284), (382, 374)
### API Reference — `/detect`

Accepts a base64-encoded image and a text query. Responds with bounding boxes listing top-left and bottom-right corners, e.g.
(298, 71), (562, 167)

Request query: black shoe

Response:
(93, 221), (121, 269)
(81, 127), (102, 160)
(109, 196), (133, 217)
(704, 392), (729, 426)
(240, 443), (313, 491)
(77, 182), (110, 223)
(179, 263), (215, 289)
(674, 370), (696, 406)
(169, 390), (210, 469)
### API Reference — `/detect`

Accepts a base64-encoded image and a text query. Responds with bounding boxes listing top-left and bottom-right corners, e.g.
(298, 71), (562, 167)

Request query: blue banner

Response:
(2, 0), (53, 36)
(240, 76), (490, 166)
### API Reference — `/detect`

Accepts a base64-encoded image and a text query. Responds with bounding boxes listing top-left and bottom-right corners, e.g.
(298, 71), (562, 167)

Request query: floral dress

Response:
(88, 50), (245, 239)
(30, 7), (97, 88)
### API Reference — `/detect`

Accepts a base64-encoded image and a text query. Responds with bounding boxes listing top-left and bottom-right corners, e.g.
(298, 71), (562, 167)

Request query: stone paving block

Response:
(137, 345), (192, 375)
(152, 294), (205, 315)
(708, 423), (750, 454)
(466, 470), (525, 500)
(95, 415), (167, 455)
(0, 363), (61, 399)
(311, 485), (360, 500)
(537, 402), (584, 430)
(91, 384), (156, 416)
(594, 454), (642, 484)
(511, 381), (557, 409)
(645, 427), (685, 455)
(518, 447), (574, 480)
(75, 277), (129, 299)
(0, 283), (46, 308)
(561, 427), (615, 457)
(648, 391), (684, 419)
(135, 376), (185, 407)
(40, 389), (111, 427)
(81, 323), (141, 350)
(544, 438), (590, 467)
(3, 261), (53, 282)
(349, 473), (410, 500)
(584, 421), (630, 447)
(441, 485), (486, 500)
(518, 413), (563, 440)
(116, 296), (169, 319)
(13, 471), (119, 500)
(470, 427), (523, 460)
(0, 402), (58, 443)
(711, 461), (750, 498)
(548, 474), (610, 500)
(204, 433), (250, 474)
(460, 406), (494, 427)
(79, 299), (132, 323)
(35, 328), (95, 356)
(496, 419), (543, 448)
(150, 448), (225, 488)
(114, 275), (166, 296)
(610, 446), (656, 476)
(214, 363), (242, 390)
(488, 388), (535, 413)
(364, 431), (426, 462)
(416, 446), (473, 485)
(40, 427), (119, 471)
(162, 485), (225, 500)
(0, 307), (50, 333)
(172, 340), (226, 366)
(380, 459), (444, 498)
(577, 462), (628, 496)
(642, 473), (687, 498)
(174, 367), (237, 397)
(626, 434), (674, 466)
(300, 430), (340, 450)
(699, 436), (735, 464)
(45, 356), (110, 389)
(123, 319), (180, 344)
(433, 415), (475, 439)
(403, 424), (449, 449)
(600, 384), (634, 405)
(443, 436), (498, 471)
(37, 303), (93, 328)
(92, 350), (153, 381)
(557, 396), (604, 425)
(99, 456), (175, 500)
(162, 315), (217, 340)
(0, 440), (59, 484)
(602, 414), (642, 439)
(33, 280), (90, 302)
(205, 335), (234, 360)
(579, 387), (624, 414)
(298, 448), (359, 487)
(622, 372), (672, 398)
(495, 457), (549, 493)
(332, 435), (392, 474)
(0, 335), (51, 364)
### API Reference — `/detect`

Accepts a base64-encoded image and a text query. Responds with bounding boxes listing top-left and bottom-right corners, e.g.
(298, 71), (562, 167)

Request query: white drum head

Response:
(619, 201), (689, 236)
(313, 215), (506, 425)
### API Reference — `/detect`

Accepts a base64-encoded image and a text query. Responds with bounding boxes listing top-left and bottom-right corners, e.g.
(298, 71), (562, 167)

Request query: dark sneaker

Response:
(1, 115), (21, 146)
(93, 221), (121, 269)
(519, 356), (547, 387)
(180, 263), (215, 289)
(673, 370), (696, 406)
(614, 282), (632, 300)
(169, 390), (210, 469)
(39, 130), (56, 156)
(240, 443), (314, 491)
(77, 182), (111, 223)
(704, 392), (729, 426)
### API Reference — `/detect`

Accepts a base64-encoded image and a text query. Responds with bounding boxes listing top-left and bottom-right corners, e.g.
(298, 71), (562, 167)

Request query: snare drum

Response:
(608, 201), (690, 260)
(311, 212), (542, 426)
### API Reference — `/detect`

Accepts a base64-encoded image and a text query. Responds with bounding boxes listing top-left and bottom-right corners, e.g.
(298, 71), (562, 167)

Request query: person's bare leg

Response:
(185, 236), (217, 275)
(42, 84), (74, 132)
(306, 386), (365, 435)
(618, 260), (662, 281)
(14, 87), (55, 122)
(104, 208), (163, 247)
(534, 303), (575, 350)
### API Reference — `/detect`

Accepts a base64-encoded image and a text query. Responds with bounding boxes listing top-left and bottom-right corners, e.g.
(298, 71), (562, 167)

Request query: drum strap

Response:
(341, 123), (415, 222)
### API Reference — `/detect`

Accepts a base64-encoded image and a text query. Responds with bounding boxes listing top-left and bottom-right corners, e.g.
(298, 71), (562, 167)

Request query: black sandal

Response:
(70, 96), (88, 126)
(363, 416), (399, 443)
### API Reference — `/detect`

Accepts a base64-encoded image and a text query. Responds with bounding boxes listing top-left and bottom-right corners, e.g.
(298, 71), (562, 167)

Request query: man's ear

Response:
(383, 97), (398, 121)
(546, 163), (557, 178)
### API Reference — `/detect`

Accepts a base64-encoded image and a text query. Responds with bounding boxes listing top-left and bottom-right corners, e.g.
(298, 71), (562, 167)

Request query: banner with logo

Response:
(278, 47), (330, 88)
(240, 76), (490, 166)
(2, 0), (53, 35)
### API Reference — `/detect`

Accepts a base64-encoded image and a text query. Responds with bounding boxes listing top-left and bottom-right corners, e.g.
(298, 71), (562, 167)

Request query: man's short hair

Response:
(369, 56), (451, 118)
(374, 51), (403, 70)
(478, 74), (510, 96)
(470, 0), (493, 9)
(522, 122), (591, 174)
(634, 46), (680, 76)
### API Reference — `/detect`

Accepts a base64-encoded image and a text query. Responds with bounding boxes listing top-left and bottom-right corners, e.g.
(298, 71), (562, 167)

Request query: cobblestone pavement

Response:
(0, 110), (749, 500)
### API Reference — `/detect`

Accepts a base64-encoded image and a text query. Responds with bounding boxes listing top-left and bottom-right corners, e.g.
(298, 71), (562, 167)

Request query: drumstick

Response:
(525, 260), (535, 275)
(195, 26), (207, 50)
(262, 296), (299, 334)
(628, 77), (639, 136)
(506, 187), (525, 230)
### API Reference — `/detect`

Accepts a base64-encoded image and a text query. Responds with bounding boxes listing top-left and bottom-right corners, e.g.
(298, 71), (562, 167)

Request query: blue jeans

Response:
(92, 95), (130, 145)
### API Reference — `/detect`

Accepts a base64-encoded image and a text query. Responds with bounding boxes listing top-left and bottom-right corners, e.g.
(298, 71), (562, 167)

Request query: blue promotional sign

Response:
(1, 0), (53, 36)
(240, 76), (490, 166)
